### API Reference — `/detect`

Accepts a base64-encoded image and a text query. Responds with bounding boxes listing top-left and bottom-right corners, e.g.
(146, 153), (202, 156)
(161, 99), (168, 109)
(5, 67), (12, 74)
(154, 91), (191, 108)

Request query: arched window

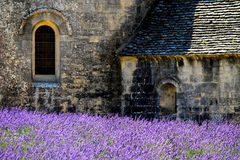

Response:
(32, 21), (60, 82)
(35, 26), (55, 75)
(159, 83), (177, 115)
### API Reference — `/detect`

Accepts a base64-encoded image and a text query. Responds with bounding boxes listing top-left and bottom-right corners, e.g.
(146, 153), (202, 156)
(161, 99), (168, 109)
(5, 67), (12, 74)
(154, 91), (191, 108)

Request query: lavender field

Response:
(0, 109), (239, 160)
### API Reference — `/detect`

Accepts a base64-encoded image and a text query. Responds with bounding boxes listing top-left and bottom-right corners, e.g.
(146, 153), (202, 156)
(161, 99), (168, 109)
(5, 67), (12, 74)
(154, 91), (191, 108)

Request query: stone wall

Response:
(120, 55), (240, 121)
(0, 0), (154, 113)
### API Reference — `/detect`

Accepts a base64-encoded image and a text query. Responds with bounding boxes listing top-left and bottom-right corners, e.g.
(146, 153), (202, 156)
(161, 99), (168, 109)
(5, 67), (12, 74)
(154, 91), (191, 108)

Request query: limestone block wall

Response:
(120, 56), (240, 121)
(178, 57), (240, 121)
(0, 0), (154, 113)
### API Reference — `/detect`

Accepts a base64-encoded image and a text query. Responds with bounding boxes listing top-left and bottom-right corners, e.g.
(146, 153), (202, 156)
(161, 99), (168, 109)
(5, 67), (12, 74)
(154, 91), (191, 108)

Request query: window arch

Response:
(32, 21), (60, 82)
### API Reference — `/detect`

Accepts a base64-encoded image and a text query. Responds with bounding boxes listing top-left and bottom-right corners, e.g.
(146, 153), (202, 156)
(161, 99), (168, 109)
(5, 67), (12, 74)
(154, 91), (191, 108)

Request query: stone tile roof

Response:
(119, 0), (240, 55)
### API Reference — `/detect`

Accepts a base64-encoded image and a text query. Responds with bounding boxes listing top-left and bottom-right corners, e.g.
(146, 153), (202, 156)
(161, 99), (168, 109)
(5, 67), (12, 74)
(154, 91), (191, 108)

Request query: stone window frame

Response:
(19, 8), (73, 87)
(157, 78), (180, 115)
(32, 21), (60, 83)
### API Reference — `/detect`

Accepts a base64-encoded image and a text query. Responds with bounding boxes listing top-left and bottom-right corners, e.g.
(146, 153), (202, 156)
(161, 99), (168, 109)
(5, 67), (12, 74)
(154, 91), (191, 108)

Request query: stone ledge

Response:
(32, 82), (60, 88)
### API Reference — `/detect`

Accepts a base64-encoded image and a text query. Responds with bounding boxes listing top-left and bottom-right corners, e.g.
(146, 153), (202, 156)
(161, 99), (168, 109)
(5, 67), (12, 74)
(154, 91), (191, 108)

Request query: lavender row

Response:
(0, 109), (239, 160)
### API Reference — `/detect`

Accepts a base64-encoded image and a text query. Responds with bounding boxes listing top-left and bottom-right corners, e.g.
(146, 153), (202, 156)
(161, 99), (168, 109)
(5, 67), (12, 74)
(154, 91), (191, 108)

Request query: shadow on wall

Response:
(97, 0), (156, 113)
(124, 58), (159, 118)
(121, 0), (204, 119)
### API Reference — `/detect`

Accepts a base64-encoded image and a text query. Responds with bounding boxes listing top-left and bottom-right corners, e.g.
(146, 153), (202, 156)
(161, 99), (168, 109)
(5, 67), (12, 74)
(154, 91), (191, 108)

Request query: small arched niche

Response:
(159, 83), (177, 116)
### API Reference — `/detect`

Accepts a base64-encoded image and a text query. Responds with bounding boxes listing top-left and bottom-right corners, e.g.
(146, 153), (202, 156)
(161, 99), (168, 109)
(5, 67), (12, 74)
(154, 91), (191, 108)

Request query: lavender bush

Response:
(0, 109), (239, 160)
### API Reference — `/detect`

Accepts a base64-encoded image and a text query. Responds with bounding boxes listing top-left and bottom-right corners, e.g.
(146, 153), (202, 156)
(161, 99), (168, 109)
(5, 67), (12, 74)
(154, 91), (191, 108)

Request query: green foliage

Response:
(108, 136), (113, 145)
(0, 140), (7, 151)
(95, 149), (108, 159)
(0, 126), (35, 152)
(186, 148), (205, 159)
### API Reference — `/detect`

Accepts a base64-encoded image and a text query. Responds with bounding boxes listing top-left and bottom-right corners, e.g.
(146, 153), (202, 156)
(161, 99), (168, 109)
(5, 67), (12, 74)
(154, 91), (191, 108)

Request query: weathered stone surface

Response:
(119, 0), (240, 122)
(0, 0), (154, 114)
(120, 56), (240, 121)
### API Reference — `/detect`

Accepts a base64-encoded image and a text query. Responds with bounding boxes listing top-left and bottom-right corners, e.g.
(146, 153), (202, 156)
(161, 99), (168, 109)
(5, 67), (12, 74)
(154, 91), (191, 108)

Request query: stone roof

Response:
(119, 0), (240, 55)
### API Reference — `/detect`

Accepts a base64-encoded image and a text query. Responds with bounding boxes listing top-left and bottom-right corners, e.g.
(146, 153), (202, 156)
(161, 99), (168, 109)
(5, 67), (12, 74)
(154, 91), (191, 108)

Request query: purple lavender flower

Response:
(0, 108), (239, 159)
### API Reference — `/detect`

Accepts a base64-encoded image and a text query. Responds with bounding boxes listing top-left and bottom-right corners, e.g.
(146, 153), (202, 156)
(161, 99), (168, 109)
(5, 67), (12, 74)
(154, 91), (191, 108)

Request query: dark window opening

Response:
(35, 26), (55, 75)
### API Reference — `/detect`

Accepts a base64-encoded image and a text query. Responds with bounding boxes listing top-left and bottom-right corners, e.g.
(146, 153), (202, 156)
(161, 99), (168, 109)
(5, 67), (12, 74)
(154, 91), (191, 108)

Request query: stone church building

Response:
(0, 0), (239, 121)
